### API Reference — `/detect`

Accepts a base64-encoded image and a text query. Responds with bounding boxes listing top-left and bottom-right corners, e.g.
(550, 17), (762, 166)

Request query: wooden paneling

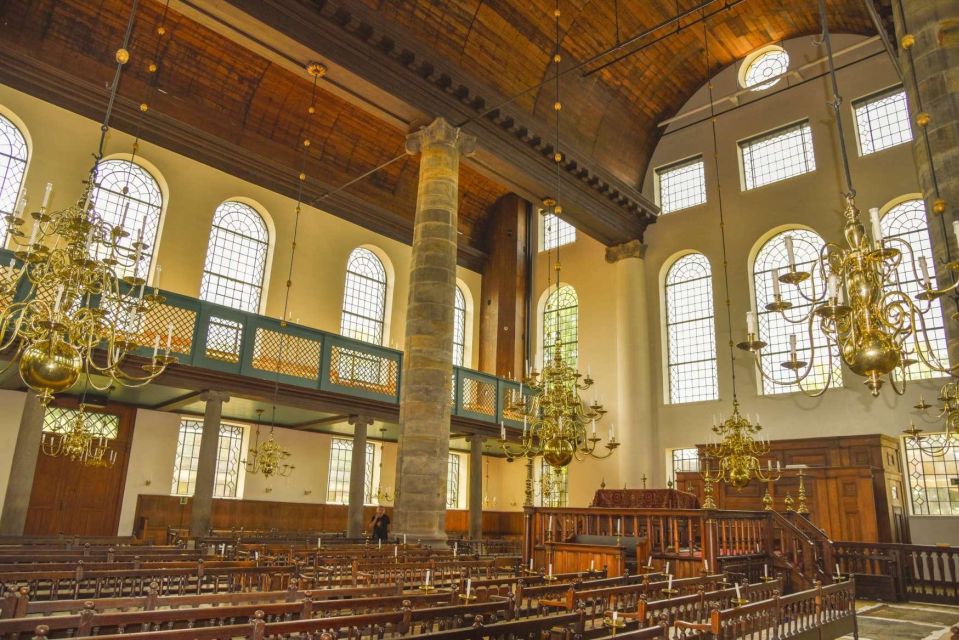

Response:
(134, 495), (523, 543)
(25, 402), (136, 536)
(677, 434), (905, 543)
(545, 542), (626, 577)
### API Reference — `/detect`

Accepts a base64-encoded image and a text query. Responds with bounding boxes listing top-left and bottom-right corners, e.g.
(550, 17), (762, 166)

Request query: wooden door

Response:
(24, 402), (135, 536)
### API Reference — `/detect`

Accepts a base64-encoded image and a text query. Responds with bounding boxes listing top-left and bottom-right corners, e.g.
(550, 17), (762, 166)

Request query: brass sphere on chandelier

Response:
(18, 339), (83, 402)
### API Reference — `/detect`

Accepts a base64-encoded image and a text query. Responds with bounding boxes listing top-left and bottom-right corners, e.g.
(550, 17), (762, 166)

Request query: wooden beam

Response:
(149, 391), (206, 412)
(290, 414), (350, 430)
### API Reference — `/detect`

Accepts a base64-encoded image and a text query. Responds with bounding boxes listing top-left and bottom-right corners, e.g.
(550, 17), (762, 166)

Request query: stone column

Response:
(347, 415), (372, 539)
(393, 117), (475, 546)
(468, 436), (483, 540)
(0, 391), (45, 535)
(606, 240), (657, 486)
(190, 391), (229, 538)
(892, 1), (959, 360)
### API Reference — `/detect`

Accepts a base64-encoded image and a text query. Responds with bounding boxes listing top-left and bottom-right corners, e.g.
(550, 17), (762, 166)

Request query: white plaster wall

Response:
(0, 390), (28, 505)
(116, 408), (181, 536)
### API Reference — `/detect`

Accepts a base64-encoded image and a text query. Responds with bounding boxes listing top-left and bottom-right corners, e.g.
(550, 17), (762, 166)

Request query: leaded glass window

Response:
(854, 88), (912, 155)
(743, 48), (789, 91)
(43, 407), (119, 439)
(882, 200), (948, 378)
(200, 201), (269, 313)
(453, 286), (466, 367)
(542, 213), (575, 251)
(671, 448), (701, 478)
(0, 114), (28, 243)
(447, 453), (460, 509)
(740, 122), (815, 190)
(91, 159), (163, 280)
(171, 419), (244, 498)
(753, 229), (842, 394)
(665, 253), (718, 403)
(341, 248), (388, 344)
(326, 437), (376, 505)
(543, 285), (578, 367)
(657, 157), (706, 214)
(904, 435), (959, 515)
(538, 459), (568, 508)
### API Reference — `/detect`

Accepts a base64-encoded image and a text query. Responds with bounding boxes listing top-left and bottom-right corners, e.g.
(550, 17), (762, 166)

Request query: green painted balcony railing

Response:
(0, 248), (524, 428)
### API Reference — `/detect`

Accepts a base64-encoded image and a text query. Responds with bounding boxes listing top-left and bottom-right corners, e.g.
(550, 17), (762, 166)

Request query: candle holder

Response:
(760, 575), (777, 583)
(457, 593), (477, 601)
(543, 574), (559, 582)
(660, 588), (679, 596)
(732, 597), (750, 607)
(639, 564), (657, 574)
(418, 584), (437, 592)
(603, 616), (626, 635)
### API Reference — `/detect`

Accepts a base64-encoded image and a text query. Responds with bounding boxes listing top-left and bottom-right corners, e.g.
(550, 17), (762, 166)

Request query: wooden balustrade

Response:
(835, 541), (959, 604)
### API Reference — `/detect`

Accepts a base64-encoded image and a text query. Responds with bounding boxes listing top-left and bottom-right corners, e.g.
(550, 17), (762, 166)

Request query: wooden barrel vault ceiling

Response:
(0, 0), (892, 266)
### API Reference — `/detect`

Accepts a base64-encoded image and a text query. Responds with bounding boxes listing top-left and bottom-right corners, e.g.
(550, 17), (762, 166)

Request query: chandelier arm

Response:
(888, 364), (907, 396)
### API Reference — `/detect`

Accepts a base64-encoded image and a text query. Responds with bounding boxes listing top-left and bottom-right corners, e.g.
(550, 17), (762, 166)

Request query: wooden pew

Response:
(539, 573), (728, 616)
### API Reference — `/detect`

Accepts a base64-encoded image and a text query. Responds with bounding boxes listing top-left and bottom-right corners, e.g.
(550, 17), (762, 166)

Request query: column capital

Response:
(199, 390), (230, 404)
(605, 239), (647, 263)
(406, 117), (476, 157)
(348, 414), (375, 428)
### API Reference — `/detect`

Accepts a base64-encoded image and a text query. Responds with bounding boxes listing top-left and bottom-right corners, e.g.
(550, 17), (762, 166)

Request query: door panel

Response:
(24, 402), (135, 536)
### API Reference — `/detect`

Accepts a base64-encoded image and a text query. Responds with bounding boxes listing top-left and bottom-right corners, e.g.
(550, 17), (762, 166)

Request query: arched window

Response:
(91, 159), (163, 279)
(453, 285), (467, 367)
(664, 253), (718, 403)
(753, 229), (842, 394)
(341, 247), (388, 344)
(882, 199), (949, 378)
(543, 284), (578, 367)
(200, 201), (269, 313)
(0, 113), (28, 242)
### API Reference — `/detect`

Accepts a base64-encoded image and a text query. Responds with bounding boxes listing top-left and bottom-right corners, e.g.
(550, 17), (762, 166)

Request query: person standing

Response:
(370, 506), (390, 542)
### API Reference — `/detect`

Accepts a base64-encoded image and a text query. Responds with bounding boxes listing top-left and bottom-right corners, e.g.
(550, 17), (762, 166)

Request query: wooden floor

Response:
(843, 601), (959, 640)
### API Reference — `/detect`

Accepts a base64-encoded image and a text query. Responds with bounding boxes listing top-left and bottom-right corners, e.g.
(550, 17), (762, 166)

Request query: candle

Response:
(953, 220), (959, 250)
(394, 545), (398, 558)
(827, 273), (838, 300)
(15, 193), (26, 215)
(548, 563), (552, 577)
(592, 419), (596, 435)
(771, 268), (781, 298)
(165, 323), (173, 352)
(870, 207), (883, 246)
(835, 563), (841, 578)
(86, 225), (95, 248)
(500, 421), (506, 440)
(119, 202), (130, 230)
(776, 461), (781, 471)
(767, 460), (772, 471)
(616, 519), (621, 535)
(41, 182), (52, 209)
(523, 416), (528, 436)
(784, 235), (796, 270)
(453, 542), (458, 557)
(318, 538), (322, 549)
(425, 570), (431, 586)
(789, 334), (798, 362)
(529, 558), (534, 571)
(665, 561), (670, 575)
(612, 610), (618, 623)
(590, 559), (595, 572)
(647, 555), (653, 568)
(667, 575), (673, 591)
(404, 534), (407, 544)
(746, 311), (756, 335)
(152, 335), (160, 359)
(609, 424), (615, 442)
(548, 515), (554, 530)
(703, 559), (709, 572)
(378, 539), (382, 550)
(466, 578), (472, 599)
(764, 564), (769, 578)
(154, 265), (162, 291)
(28, 222), (39, 245)
(919, 256), (931, 289)
(53, 285), (64, 314)
(735, 583), (742, 600)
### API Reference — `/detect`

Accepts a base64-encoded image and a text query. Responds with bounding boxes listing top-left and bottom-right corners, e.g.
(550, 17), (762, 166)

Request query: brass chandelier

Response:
(41, 404), (118, 468)
(903, 381), (959, 456)
(0, 2), (175, 405)
(499, 1), (618, 470)
(243, 410), (294, 479)
(737, 0), (957, 397)
(701, 403), (780, 506)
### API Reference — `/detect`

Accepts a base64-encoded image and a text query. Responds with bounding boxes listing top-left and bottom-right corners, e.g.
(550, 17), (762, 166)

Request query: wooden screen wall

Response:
(25, 401), (136, 536)
(134, 495), (525, 544)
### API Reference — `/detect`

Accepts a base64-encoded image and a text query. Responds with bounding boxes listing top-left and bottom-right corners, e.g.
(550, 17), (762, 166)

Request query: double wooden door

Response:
(24, 402), (135, 536)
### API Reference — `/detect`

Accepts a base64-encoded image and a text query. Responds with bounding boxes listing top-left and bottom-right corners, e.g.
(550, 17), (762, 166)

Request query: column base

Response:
(394, 531), (449, 549)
